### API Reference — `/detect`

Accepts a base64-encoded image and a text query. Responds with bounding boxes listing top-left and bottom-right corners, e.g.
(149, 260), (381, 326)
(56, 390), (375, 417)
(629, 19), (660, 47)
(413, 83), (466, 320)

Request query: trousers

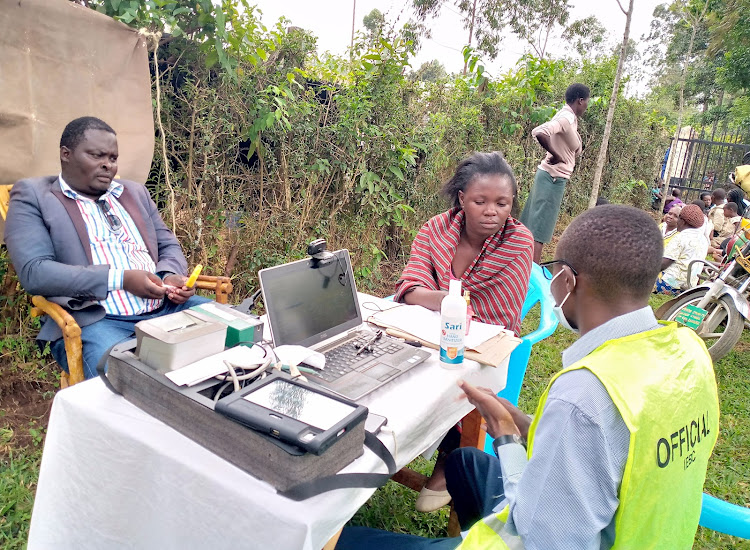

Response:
(50, 295), (210, 379)
(336, 447), (505, 549)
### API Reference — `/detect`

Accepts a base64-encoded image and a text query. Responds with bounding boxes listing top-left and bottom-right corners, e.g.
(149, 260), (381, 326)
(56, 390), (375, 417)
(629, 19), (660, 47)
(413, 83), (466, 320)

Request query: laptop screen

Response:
(259, 250), (363, 348)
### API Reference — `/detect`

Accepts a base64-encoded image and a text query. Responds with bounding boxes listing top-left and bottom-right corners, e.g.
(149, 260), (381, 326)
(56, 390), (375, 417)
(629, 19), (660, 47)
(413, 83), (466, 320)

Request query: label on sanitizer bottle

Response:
(440, 316), (465, 367)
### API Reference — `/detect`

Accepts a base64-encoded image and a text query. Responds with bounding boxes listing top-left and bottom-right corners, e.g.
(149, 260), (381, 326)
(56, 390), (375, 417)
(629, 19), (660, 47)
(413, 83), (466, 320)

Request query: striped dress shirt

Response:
(394, 208), (534, 335)
(59, 176), (162, 316)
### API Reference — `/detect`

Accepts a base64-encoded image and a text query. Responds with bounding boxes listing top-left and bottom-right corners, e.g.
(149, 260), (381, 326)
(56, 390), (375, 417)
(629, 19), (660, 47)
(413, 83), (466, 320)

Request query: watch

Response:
(492, 434), (526, 457)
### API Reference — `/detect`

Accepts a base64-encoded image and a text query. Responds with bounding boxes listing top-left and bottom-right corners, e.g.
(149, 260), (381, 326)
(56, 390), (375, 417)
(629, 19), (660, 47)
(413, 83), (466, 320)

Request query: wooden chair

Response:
(1, 183), (232, 389)
(28, 275), (232, 388)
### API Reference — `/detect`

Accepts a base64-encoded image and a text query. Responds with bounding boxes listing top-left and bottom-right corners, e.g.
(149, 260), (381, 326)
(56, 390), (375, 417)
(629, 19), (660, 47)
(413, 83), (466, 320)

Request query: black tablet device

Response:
(215, 372), (368, 455)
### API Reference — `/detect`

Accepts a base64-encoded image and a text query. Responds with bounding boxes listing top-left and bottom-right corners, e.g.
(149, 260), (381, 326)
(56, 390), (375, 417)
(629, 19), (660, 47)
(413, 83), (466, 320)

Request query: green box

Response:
(189, 303), (264, 348)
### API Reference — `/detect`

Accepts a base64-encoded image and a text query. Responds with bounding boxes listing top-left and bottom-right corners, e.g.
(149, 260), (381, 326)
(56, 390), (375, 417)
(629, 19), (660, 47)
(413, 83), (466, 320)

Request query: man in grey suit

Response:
(5, 116), (208, 378)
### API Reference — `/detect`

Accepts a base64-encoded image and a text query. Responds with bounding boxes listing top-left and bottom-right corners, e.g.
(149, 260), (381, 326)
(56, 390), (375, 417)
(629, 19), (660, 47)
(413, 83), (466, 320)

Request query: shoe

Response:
(415, 487), (452, 512)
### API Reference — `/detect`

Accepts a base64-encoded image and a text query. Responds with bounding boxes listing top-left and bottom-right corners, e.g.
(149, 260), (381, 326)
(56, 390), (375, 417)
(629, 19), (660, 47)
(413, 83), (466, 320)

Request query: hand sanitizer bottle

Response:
(440, 279), (466, 369)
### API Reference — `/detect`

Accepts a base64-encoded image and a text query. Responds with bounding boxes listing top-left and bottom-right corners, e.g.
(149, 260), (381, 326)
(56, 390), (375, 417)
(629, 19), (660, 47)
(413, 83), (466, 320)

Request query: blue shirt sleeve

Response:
(499, 369), (629, 550)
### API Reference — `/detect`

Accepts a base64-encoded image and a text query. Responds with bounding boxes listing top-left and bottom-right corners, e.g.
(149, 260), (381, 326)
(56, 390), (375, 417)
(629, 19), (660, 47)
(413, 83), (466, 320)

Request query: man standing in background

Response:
(520, 83), (590, 264)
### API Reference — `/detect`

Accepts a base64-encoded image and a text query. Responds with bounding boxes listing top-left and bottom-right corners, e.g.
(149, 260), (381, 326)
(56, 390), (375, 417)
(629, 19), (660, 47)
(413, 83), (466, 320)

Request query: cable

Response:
(380, 425), (399, 462)
(213, 381), (233, 403)
(224, 360), (241, 392)
(361, 301), (387, 313)
(425, 37), (464, 53)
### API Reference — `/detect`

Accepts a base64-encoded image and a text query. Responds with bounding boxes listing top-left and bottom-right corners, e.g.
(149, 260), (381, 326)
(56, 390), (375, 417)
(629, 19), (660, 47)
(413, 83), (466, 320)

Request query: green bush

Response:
(133, 13), (667, 300)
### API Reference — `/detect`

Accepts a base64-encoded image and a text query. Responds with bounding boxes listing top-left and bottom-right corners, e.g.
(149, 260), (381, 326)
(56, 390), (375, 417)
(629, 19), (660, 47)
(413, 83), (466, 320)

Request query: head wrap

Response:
(680, 204), (705, 228)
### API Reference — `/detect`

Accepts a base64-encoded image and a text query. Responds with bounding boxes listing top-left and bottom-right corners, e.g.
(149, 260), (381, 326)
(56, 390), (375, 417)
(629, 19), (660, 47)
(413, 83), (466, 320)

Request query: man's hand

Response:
(458, 380), (521, 439)
(495, 396), (532, 439)
(123, 270), (166, 299)
(162, 274), (196, 304)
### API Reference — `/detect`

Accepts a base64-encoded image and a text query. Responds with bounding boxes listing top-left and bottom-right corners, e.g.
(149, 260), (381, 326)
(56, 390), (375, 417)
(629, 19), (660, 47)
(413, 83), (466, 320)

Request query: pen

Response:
(185, 264), (203, 288)
(280, 364), (317, 375)
(355, 330), (383, 355)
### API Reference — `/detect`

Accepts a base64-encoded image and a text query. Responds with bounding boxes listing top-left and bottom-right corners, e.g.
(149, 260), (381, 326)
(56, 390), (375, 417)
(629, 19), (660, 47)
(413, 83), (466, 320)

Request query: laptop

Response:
(259, 249), (430, 401)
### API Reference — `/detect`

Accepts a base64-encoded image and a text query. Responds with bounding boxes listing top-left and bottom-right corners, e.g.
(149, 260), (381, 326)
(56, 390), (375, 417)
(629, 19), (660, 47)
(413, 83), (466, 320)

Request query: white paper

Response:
(198, 302), (237, 322)
(165, 346), (268, 387)
(368, 304), (504, 349)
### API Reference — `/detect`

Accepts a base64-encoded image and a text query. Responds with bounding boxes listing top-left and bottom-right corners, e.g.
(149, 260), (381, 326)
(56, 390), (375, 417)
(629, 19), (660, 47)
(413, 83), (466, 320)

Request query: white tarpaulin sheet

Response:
(0, 0), (154, 187)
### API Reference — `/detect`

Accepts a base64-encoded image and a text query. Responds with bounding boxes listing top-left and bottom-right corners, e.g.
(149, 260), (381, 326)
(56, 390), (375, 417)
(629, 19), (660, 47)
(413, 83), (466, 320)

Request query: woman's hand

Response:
(536, 134), (563, 165)
(403, 287), (449, 312)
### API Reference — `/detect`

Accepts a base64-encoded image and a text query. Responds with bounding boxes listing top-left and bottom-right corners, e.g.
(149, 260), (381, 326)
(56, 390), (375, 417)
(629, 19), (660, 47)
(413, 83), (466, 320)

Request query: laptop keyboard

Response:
(316, 336), (404, 382)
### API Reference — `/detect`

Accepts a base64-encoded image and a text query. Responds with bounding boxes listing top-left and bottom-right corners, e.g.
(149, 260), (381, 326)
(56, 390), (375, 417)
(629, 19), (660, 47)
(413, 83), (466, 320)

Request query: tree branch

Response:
(614, 0), (627, 14)
(159, 26), (202, 46)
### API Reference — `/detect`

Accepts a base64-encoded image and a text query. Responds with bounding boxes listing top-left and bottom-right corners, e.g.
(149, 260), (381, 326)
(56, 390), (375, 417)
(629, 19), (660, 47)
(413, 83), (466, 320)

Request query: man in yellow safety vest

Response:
(337, 204), (719, 550)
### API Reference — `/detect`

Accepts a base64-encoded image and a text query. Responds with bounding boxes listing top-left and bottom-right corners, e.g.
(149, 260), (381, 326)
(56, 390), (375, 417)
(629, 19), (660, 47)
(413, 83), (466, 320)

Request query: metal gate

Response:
(663, 123), (750, 202)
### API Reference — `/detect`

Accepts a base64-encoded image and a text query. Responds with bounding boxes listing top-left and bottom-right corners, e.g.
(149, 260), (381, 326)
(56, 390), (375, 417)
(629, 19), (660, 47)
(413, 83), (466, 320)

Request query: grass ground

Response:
(0, 296), (748, 548)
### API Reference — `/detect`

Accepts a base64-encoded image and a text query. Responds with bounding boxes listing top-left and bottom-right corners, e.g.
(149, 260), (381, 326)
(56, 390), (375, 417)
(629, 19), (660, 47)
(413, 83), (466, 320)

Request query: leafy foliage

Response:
(645, 0), (722, 116)
(708, 0), (750, 92)
(412, 0), (508, 60)
(67, 0), (666, 305)
(410, 60), (449, 82)
(504, 0), (572, 59)
(561, 16), (609, 58)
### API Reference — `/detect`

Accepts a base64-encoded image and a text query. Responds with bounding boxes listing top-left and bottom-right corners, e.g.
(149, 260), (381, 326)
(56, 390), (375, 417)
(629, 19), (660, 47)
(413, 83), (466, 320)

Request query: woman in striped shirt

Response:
(395, 152), (534, 512)
(395, 151), (534, 336)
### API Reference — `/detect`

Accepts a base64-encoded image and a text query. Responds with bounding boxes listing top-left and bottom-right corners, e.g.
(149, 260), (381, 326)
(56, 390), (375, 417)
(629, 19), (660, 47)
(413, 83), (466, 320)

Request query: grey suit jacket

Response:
(4, 175), (188, 342)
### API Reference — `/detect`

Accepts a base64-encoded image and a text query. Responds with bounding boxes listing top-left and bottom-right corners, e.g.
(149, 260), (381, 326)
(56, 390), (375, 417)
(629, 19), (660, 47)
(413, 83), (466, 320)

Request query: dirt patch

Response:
(733, 338), (750, 353)
(0, 363), (56, 455)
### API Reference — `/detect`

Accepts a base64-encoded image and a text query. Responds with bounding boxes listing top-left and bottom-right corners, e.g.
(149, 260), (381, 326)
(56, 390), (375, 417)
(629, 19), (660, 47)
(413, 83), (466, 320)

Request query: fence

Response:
(663, 123), (750, 203)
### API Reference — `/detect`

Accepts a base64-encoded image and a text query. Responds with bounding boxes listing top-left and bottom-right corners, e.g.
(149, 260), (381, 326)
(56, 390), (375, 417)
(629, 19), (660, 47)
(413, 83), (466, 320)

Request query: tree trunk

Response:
(587, 0), (634, 209)
(462, 0), (478, 75)
(657, 0), (710, 214)
(350, 0), (356, 53)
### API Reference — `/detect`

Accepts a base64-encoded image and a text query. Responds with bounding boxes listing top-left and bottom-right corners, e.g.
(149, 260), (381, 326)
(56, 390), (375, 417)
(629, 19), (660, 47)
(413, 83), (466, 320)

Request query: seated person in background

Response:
(710, 201), (741, 248)
(394, 151), (533, 511)
(650, 178), (664, 211)
(659, 204), (682, 245)
(727, 187), (747, 217)
(689, 199), (712, 243)
(338, 205), (719, 550)
(663, 187), (683, 213)
(4, 116), (208, 379)
(708, 188), (727, 234)
(654, 204), (710, 294)
(394, 151), (533, 336)
(700, 191), (712, 212)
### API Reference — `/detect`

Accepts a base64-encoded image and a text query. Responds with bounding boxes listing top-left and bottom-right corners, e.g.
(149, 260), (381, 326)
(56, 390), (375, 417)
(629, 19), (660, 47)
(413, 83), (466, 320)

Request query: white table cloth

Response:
(28, 296), (509, 550)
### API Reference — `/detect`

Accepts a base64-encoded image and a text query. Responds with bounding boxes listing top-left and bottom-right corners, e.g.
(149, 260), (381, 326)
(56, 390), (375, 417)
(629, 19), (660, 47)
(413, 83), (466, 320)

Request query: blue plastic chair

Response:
(699, 493), (750, 539)
(483, 263), (559, 455)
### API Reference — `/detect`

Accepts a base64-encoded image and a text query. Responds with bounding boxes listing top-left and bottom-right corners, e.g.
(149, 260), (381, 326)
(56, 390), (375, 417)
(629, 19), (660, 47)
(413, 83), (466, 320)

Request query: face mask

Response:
(550, 270), (579, 334)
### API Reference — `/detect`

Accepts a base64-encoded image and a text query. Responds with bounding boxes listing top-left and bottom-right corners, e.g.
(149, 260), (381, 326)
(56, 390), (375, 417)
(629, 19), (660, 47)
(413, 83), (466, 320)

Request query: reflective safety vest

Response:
(458, 323), (720, 549)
